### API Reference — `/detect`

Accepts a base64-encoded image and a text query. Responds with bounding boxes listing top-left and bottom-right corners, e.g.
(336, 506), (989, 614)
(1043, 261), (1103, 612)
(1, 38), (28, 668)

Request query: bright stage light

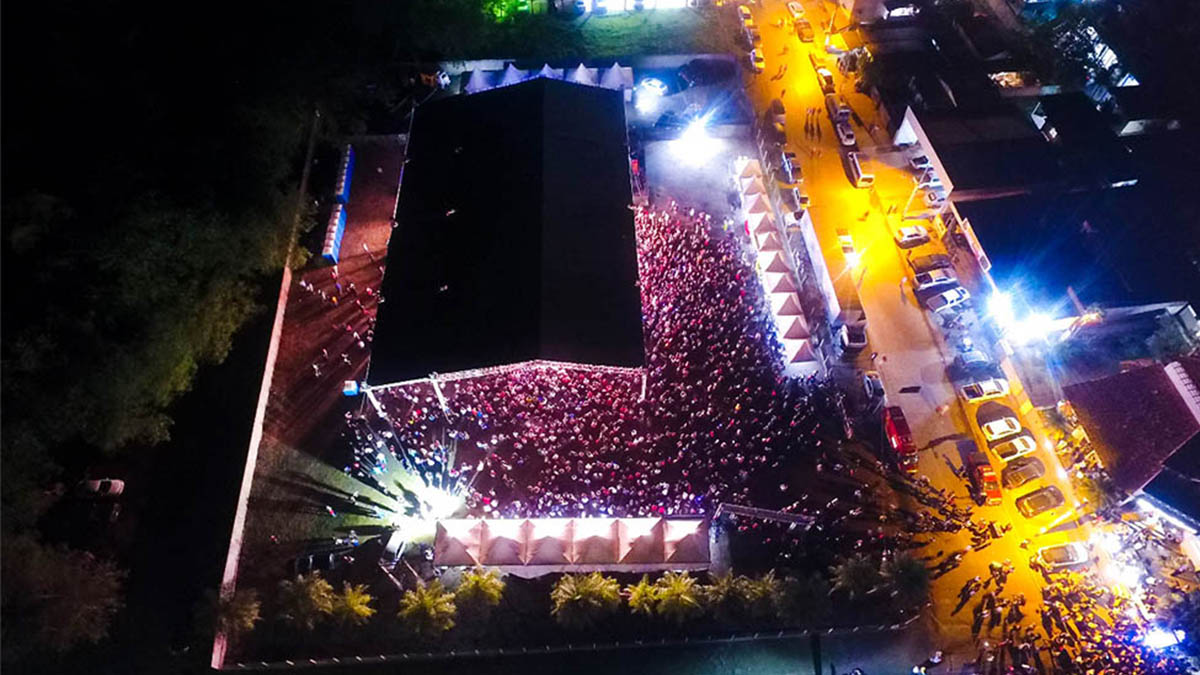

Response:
(989, 291), (1014, 326)
(412, 485), (465, 521)
(672, 116), (723, 167)
(1108, 562), (1142, 589)
(1143, 628), (1186, 650)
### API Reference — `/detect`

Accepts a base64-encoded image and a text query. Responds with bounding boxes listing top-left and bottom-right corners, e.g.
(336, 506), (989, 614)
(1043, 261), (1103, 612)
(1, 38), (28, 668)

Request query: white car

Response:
(1037, 542), (1088, 569)
(894, 225), (930, 249)
(786, 1), (805, 20)
(909, 154), (932, 171)
(835, 121), (856, 147)
(990, 431), (1037, 462)
(981, 416), (1021, 442)
(639, 77), (668, 97)
(749, 49), (765, 73)
(78, 478), (125, 497)
(738, 5), (752, 22)
(924, 189), (947, 207)
(816, 67), (835, 93)
(960, 377), (1010, 403)
(913, 267), (957, 291)
(924, 286), (970, 313)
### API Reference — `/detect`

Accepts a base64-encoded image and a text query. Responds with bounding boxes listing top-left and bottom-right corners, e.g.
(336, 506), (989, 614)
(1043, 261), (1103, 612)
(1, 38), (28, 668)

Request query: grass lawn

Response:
(490, 7), (742, 61)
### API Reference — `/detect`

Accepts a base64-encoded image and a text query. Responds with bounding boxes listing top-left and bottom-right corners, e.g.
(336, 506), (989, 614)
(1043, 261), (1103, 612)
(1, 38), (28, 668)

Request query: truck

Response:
(883, 406), (919, 474)
(968, 452), (1002, 506)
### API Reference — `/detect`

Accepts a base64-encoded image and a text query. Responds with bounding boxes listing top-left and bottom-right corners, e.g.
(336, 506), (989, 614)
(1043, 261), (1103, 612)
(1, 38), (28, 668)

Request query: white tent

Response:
(744, 194), (771, 215)
(745, 211), (774, 235)
(770, 291), (805, 316)
(735, 158), (763, 179)
(536, 64), (564, 80)
(783, 338), (818, 363)
(525, 518), (572, 565)
(740, 176), (767, 196)
(764, 271), (798, 294)
(571, 518), (619, 564)
(776, 314), (811, 340)
(618, 517), (663, 564)
(663, 520), (708, 563)
(481, 519), (526, 565)
(755, 231), (784, 252)
(463, 70), (493, 94)
(600, 62), (632, 90)
(566, 63), (598, 86)
(758, 251), (791, 274)
(499, 63), (528, 87)
(434, 520), (483, 566)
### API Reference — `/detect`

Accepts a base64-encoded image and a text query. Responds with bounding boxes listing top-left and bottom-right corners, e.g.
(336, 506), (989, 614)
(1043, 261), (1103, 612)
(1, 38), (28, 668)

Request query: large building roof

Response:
(1064, 359), (1200, 493)
(368, 78), (643, 384)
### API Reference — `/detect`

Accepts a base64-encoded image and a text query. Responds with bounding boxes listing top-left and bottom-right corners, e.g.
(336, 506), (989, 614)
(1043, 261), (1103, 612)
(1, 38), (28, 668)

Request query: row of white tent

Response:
(434, 517), (709, 567)
(736, 158), (819, 368)
(462, 62), (634, 95)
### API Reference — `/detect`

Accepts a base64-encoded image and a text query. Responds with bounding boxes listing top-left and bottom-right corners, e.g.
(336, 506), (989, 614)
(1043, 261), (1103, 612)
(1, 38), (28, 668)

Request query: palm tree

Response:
(276, 572), (334, 631)
(881, 552), (931, 608)
(829, 554), (881, 601)
(702, 571), (749, 625)
(398, 580), (457, 638)
(196, 588), (262, 642)
(777, 573), (831, 626)
(654, 571), (703, 625)
(743, 570), (783, 620)
(625, 574), (658, 617)
(550, 572), (620, 630)
(454, 568), (506, 620)
(332, 583), (376, 627)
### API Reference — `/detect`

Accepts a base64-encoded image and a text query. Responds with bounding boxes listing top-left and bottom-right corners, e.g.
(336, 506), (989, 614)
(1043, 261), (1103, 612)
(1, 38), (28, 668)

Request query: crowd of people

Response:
(348, 200), (849, 523)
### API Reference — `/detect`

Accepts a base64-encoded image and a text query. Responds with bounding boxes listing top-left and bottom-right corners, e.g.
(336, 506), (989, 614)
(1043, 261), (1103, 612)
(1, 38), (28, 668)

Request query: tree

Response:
(625, 574), (658, 618)
(276, 572), (334, 631)
(550, 572), (620, 630)
(777, 573), (831, 626)
(881, 552), (931, 608)
(197, 588), (262, 641)
(0, 535), (125, 654)
(398, 580), (457, 638)
(453, 568), (505, 621)
(830, 554), (881, 601)
(702, 571), (751, 625)
(742, 570), (783, 621)
(653, 571), (703, 625)
(332, 583), (376, 627)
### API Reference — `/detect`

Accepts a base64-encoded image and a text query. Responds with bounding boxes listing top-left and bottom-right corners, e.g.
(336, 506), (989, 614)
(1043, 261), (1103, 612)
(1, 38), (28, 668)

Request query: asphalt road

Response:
(737, 0), (1098, 664)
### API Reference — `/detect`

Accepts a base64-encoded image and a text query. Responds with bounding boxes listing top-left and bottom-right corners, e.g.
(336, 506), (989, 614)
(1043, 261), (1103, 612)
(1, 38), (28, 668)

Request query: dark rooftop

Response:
(958, 188), (1200, 313)
(368, 78), (644, 384)
(1064, 361), (1200, 493)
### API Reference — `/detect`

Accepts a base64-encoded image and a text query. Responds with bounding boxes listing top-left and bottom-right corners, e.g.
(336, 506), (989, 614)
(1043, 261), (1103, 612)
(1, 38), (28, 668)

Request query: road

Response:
(737, 0), (1097, 664)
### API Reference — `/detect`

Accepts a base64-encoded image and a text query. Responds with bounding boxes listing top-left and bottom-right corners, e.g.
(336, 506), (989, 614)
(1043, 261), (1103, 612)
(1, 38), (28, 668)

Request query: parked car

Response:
(639, 77), (669, 97)
(1037, 542), (1088, 569)
(749, 49), (765, 73)
(785, 187), (809, 212)
(954, 349), (990, 370)
(863, 371), (885, 399)
(968, 453), (1002, 506)
(959, 377), (1010, 403)
(913, 267), (957, 291)
(816, 67), (836, 93)
(990, 431), (1037, 462)
(775, 148), (800, 184)
(837, 228), (855, 254)
(839, 322), (868, 353)
(909, 252), (952, 273)
(835, 121), (857, 146)
(78, 479), (125, 497)
(909, 154), (932, 171)
(924, 189), (947, 207)
(1017, 485), (1065, 517)
(795, 18), (814, 41)
(786, 1), (805, 20)
(924, 286), (970, 313)
(976, 402), (1020, 442)
(738, 5), (752, 22)
(1002, 456), (1046, 488)
(894, 225), (930, 249)
(883, 406), (919, 474)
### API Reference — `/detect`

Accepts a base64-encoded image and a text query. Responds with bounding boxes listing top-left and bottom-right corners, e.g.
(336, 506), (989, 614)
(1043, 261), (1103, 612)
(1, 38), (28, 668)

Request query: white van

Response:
(847, 152), (874, 188)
